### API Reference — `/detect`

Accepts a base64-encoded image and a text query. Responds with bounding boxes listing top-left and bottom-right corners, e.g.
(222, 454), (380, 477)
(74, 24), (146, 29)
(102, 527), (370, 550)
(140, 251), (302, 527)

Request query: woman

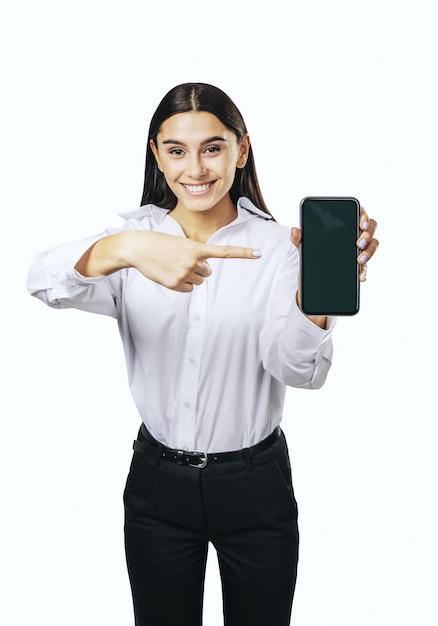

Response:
(27, 82), (379, 626)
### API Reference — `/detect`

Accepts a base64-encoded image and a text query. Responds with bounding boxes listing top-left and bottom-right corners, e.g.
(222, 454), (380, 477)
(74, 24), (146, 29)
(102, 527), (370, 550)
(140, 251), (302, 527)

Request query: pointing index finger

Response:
(201, 244), (262, 260)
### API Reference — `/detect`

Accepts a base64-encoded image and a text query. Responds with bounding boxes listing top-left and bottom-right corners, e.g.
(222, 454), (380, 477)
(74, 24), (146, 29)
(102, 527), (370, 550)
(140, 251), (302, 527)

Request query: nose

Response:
(187, 153), (207, 179)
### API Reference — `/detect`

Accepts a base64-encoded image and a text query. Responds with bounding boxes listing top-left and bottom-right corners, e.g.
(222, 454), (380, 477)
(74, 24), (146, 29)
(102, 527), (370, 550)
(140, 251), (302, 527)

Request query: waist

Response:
(133, 424), (282, 469)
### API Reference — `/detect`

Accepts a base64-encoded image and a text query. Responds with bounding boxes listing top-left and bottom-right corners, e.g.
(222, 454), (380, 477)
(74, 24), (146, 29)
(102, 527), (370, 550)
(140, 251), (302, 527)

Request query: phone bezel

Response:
(299, 196), (361, 316)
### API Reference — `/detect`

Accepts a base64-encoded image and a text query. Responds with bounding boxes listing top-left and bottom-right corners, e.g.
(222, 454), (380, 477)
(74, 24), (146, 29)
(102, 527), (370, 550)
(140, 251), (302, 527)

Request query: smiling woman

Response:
(26, 82), (378, 626)
(149, 111), (250, 241)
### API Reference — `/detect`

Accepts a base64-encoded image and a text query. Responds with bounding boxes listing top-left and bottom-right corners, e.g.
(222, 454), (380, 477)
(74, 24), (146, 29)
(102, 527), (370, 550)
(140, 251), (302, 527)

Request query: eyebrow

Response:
(161, 136), (227, 146)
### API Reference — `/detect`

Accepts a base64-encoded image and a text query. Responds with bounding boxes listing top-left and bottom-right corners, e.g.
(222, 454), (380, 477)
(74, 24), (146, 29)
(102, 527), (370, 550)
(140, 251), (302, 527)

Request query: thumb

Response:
(291, 227), (301, 249)
(201, 244), (262, 260)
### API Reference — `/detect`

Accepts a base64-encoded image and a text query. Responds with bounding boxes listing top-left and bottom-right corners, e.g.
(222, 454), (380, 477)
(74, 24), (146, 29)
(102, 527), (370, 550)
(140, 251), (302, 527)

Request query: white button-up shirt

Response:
(27, 197), (335, 453)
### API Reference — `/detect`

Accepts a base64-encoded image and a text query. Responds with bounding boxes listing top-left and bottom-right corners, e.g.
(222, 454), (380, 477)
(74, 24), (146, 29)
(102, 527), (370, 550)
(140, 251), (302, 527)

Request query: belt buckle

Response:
(188, 451), (208, 468)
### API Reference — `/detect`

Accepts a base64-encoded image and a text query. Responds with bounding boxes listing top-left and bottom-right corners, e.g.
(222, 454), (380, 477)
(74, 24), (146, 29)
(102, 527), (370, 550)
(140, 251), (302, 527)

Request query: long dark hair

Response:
(140, 83), (274, 219)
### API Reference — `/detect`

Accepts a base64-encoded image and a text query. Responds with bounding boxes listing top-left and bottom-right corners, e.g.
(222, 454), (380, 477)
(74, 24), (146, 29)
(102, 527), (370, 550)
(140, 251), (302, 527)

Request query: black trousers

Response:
(123, 427), (299, 626)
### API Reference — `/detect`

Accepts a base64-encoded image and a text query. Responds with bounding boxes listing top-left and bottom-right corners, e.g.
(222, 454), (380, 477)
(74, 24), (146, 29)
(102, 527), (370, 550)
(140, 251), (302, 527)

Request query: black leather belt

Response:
(133, 424), (282, 468)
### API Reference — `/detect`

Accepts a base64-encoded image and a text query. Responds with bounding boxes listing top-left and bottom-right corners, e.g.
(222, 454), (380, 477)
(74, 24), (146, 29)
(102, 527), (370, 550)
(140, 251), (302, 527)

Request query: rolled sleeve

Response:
(27, 233), (120, 317)
(260, 248), (336, 389)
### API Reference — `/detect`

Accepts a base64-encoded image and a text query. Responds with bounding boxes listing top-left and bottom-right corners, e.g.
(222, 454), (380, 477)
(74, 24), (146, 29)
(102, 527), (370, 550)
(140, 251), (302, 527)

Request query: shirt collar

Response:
(119, 197), (272, 223)
(236, 197), (273, 220)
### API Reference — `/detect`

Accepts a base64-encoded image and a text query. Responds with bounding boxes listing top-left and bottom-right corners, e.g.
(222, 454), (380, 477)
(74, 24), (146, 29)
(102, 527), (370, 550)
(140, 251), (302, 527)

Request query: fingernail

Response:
(362, 221), (369, 231)
(359, 254), (368, 264)
(359, 239), (367, 249)
(252, 250), (262, 258)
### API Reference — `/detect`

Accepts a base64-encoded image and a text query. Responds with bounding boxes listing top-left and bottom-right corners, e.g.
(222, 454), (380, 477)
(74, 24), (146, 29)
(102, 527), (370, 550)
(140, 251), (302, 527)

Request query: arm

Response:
(27, 230), (121, 316)
(75, 230), (262, 291)
(260, 206), (379, 389)
(259, 246), (335, 390)
(28, 229), (262, 312)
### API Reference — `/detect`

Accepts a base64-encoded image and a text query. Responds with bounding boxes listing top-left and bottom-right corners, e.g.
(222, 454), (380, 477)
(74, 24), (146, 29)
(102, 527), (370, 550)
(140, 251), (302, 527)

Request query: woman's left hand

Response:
(291, 206), (379, 282)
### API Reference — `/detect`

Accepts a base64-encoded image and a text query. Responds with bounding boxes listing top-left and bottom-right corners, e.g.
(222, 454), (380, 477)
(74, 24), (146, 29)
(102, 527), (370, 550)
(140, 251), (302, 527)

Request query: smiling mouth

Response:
(182, 182), (216, 194)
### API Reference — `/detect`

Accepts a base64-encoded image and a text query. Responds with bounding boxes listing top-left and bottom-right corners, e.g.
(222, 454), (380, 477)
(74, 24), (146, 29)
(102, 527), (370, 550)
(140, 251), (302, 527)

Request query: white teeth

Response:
(183, 183), (212, 193)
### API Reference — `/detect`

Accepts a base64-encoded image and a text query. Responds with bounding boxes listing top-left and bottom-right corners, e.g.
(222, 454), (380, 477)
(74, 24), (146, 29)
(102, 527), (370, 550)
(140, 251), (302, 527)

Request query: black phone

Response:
(300, 196), (360, 316)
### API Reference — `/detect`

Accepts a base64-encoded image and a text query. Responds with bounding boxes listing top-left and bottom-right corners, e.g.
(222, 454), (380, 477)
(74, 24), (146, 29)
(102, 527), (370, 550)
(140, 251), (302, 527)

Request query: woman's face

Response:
(150, 111), (249, 215)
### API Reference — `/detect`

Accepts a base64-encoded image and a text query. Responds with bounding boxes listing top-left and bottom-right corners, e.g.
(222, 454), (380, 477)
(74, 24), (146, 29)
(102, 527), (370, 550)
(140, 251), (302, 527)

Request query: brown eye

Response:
(204, 146), (220, 154)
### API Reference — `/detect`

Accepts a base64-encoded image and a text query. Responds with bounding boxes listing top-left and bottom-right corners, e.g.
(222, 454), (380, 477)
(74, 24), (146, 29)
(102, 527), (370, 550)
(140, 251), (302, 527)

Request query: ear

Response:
(150, 139), (163, 171)
(236, 134), (251, 169)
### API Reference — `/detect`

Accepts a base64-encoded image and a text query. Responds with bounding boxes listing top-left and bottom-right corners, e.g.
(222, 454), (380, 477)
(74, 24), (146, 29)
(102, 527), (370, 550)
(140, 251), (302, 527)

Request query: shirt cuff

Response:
(41, 237), (107, 297)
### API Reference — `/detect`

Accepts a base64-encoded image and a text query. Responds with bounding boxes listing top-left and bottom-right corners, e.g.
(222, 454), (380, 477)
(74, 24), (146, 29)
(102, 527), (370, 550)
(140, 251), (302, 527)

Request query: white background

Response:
(1, 0), (437, 624)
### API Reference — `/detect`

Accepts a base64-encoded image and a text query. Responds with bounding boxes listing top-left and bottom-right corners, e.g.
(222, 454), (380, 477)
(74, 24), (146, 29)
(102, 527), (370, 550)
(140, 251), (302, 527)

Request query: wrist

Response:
(114, 231), (139, 269)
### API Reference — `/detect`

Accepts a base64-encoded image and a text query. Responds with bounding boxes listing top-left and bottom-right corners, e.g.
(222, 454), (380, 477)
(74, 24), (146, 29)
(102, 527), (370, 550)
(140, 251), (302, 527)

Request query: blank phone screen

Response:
(300, 197), (360, 315)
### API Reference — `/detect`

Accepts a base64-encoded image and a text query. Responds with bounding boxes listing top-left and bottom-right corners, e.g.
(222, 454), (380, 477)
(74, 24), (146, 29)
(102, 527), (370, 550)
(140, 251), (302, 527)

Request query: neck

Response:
(169, 200), (237, 244)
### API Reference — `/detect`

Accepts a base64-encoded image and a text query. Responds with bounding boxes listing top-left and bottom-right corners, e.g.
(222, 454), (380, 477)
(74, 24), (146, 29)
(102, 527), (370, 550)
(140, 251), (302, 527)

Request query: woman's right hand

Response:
(76, 230), (262, 293)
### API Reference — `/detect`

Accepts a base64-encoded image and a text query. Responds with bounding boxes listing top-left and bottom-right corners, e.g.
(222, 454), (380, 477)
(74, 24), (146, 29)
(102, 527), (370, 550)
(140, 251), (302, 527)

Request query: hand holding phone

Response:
(300, 196), (360, 316)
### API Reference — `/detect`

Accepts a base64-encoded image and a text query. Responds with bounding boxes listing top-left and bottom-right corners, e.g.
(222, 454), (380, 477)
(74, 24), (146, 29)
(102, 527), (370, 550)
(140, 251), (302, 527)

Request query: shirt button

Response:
(184, 401), (191, 408)
(194, 314), (200, 321)
(189, 357), (195, 364)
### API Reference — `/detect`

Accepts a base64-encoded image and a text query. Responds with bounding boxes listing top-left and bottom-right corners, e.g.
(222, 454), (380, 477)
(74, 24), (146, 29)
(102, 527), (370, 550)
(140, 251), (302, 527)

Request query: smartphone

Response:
(300, 196), (360, 316)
